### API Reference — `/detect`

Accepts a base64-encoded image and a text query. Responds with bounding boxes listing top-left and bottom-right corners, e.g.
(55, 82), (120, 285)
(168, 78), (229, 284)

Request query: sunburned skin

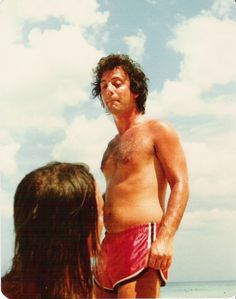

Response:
(101, 120), (168, 233)
(94, 62), (189, 298)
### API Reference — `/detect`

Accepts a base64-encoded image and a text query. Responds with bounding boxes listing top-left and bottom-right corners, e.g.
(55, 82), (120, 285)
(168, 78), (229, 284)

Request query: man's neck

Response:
(113, 110), (146, 135)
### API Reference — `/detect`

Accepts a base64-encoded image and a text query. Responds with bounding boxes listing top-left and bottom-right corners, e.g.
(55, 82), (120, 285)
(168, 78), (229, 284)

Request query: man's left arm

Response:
(148, 121), (189, 272)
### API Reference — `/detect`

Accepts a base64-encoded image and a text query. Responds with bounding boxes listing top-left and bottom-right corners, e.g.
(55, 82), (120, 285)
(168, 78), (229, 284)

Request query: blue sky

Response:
(1, 0), (236, 283)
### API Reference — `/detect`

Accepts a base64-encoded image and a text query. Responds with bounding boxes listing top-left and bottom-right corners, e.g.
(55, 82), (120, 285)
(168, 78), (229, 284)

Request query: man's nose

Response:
(107, 82), (115, 94)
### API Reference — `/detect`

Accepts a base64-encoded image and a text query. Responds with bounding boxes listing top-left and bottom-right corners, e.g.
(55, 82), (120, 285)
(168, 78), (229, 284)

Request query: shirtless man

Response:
(92, 54), (189, 298)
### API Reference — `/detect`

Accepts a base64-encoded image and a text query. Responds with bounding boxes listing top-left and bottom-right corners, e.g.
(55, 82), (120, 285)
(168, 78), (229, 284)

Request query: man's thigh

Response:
(117, 268), (162, 299)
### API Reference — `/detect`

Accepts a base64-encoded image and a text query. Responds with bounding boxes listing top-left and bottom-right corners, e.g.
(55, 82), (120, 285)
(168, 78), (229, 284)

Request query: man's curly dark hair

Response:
(91, 54), (149, 114)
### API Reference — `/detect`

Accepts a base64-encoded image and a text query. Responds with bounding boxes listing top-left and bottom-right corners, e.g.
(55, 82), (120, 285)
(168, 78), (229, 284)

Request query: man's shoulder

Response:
(147, 119), (175, 134)
(145, 119), (180, 148)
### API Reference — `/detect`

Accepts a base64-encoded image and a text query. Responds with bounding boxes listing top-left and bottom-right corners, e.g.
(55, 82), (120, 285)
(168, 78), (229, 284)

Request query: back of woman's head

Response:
(10, 162), (99, 298)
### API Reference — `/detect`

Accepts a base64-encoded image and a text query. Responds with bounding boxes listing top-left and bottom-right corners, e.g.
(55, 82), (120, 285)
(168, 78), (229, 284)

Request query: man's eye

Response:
(114, 81), (122, 87)
(101, 85), (107, 90)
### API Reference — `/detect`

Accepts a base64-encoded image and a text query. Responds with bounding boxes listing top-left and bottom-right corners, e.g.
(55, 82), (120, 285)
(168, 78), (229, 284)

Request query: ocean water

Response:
(160, 280), (236, 298)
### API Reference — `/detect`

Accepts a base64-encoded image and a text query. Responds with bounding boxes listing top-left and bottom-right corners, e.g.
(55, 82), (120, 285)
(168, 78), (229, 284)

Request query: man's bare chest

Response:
(101, 130), (154, 173)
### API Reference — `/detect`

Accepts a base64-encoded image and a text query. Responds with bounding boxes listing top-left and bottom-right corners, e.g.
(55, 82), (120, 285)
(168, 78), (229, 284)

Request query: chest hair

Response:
(101, 129), (153, 170)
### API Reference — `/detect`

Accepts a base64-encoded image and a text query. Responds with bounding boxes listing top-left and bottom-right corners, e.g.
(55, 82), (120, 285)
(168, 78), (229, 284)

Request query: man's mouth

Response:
(107, 99), (119, 106)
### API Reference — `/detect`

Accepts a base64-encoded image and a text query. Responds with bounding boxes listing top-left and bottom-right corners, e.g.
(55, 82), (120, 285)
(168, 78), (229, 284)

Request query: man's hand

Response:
(147, 236), (173, 272)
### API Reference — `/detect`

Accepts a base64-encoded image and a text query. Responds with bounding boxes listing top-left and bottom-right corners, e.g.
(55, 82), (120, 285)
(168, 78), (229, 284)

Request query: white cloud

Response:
(146, 4), (236, 204)
(146, 95), (236, 200)
(52, 114), (116, 184)
(146, 82), (204, 118)
(169, 16), (236, 91)
(188, 133), (236, 196)
(0, 189), (13, 218)
(146, 85), (236, 121)
(211, 0), (235, 18)
(0, 142), (20, 176)
(147, 7), (236, 121)
(0, 26), (104, 134)
(0, 131), (21, 177)
(147, 16), (236, 118)
(0, 0), (108, 35)
(173, 208), (236, 282)
(182, 209), (236, 234)
(0, 0), (108, 136)
(147, 84), (236, 120)
(123, 29), (146, 62)
(182, 130), (236, 199)
(145, 0), (159, 5)
(0, 0), (109, 220)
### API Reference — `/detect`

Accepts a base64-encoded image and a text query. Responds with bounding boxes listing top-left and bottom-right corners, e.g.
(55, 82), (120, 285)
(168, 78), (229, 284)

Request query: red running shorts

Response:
(94, 223), (168, 292)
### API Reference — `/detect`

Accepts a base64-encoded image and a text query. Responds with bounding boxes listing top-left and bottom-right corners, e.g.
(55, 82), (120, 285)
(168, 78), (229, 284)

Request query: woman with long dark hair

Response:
(1, 162), (103, 299)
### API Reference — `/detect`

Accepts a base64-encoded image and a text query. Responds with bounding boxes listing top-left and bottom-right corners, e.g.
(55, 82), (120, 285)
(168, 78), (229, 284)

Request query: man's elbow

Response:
(170, 179), (189, 199)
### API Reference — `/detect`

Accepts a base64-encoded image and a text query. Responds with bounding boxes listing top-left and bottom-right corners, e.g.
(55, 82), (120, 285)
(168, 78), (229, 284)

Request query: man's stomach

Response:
(103, 169), (167, 232)
(103, 194), (164, 233)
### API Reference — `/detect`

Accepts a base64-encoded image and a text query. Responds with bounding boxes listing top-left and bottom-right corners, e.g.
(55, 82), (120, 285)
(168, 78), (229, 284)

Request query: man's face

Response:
(100, 66), (138, 115)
